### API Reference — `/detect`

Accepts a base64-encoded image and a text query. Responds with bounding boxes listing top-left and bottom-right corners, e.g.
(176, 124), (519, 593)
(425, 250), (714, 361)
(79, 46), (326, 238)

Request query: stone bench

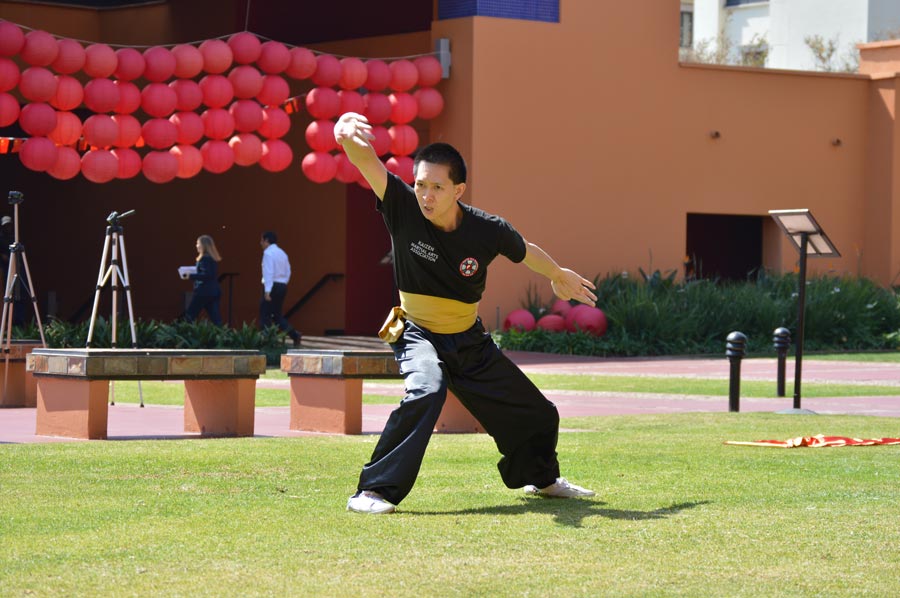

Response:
(27, 348), (267, 440)
(0, 340), (43, 408)
(281, 347), (483, 435)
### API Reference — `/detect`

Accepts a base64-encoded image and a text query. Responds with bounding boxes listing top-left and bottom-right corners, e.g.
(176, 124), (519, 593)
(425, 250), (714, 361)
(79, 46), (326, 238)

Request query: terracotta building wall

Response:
(2, 1), (898, 333)
(432, 2), (881, 323)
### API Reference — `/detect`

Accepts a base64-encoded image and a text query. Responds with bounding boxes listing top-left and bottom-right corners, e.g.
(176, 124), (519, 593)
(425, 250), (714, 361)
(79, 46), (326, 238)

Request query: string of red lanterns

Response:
(0, 21), (446, 185)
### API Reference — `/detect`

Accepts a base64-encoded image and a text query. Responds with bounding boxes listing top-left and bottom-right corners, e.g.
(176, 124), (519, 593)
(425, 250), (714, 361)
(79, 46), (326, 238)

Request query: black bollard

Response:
(773, 327), (791, 398)
(726, 331), (748, 412)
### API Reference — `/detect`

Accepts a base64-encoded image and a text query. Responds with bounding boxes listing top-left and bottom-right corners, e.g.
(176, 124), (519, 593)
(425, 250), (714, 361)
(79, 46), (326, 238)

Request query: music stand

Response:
(769, 209), (840, 414)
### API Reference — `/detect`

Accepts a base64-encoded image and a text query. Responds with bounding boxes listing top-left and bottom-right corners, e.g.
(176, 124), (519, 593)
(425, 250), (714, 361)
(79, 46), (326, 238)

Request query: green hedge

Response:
(496, 272), (900, 357)
(25, 319), (289, 366)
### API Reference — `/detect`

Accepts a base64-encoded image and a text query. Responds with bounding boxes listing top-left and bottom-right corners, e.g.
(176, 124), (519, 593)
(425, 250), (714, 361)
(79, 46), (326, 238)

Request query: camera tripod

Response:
(87, 209), (143, 406)
(0, 191), (47, 397)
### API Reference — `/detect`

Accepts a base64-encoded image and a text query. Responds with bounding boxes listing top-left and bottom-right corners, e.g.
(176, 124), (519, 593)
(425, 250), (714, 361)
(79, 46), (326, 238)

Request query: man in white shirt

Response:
(259, 231), (301, 347)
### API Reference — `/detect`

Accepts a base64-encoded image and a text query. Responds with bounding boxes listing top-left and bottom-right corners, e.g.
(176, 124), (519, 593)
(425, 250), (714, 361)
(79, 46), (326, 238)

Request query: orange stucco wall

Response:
(2, 1), (899, 333)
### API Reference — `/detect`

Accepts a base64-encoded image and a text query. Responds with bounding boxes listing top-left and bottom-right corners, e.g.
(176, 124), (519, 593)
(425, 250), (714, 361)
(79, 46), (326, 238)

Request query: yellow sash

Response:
(377, 291), (479, 341)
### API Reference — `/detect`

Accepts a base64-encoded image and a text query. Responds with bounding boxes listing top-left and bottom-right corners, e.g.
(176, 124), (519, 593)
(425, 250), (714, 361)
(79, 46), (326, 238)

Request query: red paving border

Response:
(2, 352), (898, 444)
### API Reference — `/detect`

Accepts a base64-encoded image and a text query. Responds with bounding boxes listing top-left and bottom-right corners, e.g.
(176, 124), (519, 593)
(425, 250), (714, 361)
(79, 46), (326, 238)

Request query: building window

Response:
(725, 0), (768, 6)
(680, 9), (694, 49)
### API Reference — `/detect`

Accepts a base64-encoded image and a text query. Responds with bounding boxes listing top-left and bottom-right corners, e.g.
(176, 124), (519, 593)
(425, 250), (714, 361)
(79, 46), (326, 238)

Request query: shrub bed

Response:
(496, 272), (900, 357)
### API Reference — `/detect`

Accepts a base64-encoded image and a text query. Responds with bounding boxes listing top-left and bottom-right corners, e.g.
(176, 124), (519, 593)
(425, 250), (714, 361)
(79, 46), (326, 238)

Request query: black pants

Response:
(259, 282), (298, 339)
(185, 292), (222, 325)
(357, 318), (561, 505)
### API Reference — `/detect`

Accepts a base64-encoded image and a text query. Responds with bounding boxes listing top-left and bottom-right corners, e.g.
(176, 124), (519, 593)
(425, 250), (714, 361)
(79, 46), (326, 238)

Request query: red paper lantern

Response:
(51, 75), (83, 111)
(357, 176), (371, 190)
(311, 54), (341, 87)
(550, 299), (573, 317)
(84, 43), (117, 78)
(142, 46), (176, 82)
(334, 152), (360, 183)
(389, 92), (417, 124)
(47, 145), (81, 180)
(536, 314), (566, 332)
(201, 108), (235, 140)
(19, 136), (58, 172)
(389, 59), (418, 92)
(21, 30), (58, 67)
(370, 125), (391, 156)
(229, 99), (263, 133)
(0, 21), (25, 57)
(83, 114), (118, 148)
(305, 86), (340, 119)
(258, 41), (290, 74)
(19, 67), (57, 103)
(49, 110), (82, 146)
(172, 44), (203, 78)
(338, 89), (365, 115)
(285, 47), (316, 80)
(415, 87), (444, 120)
(305, 119), (337, 152)
(565, 305), (608, 336)
(19, 102), (57, 137)
(142, 150), (178, 183)
(339, 57), (367, 90)
(200, 39), (233, 74)
(257, 75), (289, 107)
(0, 92), (19, 127)
(114, 47), (145, 81)
(171, 110), (204, 145)
(228, 132), (262, 166)
(141, 82), (177, 118)
(258, 106), (290, 139)
(112, 113), (141, 147)
(386, 155), (414, 184)
(112, 147), (141, 179)
(260, 139), (293, 172)
(170, 78), (203, 111)
(363, 92), (391, 124)
(503, 309), (536, 332)
(228, 32), (261, 65)
(200, 139), (234, 173)
(81, 149), (117, 183)
(83, 78), (119, 113)
(388, 124), (418, 156)
(199, 74), (234, 108)
(228, 65), (263, 99)
(170, 143), (202, 178)
(414, 56), (443, 88)
(114, 80), (141, 114)
(364, 59), (390, 92)
(301, 150), (336, 182)
(142, 117), (178, 149)
(52, 39), (85, 75)
(0, 57), (18, 93)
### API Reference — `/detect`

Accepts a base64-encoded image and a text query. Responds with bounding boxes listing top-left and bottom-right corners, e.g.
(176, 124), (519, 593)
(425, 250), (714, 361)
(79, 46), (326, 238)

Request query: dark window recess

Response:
(685, 213), (763, 282)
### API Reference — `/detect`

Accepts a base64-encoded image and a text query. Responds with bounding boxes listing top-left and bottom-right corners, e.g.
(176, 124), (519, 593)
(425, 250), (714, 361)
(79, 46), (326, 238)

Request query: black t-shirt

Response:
(378, 172), (527, 304)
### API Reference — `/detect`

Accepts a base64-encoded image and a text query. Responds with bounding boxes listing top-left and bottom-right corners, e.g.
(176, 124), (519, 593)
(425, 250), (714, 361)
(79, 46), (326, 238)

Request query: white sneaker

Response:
(523, 477), (595, 498)
(347, 490), (396, 514)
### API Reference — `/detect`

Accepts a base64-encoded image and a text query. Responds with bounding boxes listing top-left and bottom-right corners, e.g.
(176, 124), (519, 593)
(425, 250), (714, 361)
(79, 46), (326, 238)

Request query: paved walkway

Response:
(2, 350), (898, 444)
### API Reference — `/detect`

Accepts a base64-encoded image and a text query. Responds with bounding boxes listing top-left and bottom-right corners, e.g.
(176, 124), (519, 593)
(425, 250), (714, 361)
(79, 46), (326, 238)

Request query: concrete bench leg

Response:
(436, 392), (483, 433)
(290, 377), (362, 434)
(0, 361), (30, 407)
(35, 378), (110, 439)
(184, 379), (256, 437)
(288, 377), (483, 435)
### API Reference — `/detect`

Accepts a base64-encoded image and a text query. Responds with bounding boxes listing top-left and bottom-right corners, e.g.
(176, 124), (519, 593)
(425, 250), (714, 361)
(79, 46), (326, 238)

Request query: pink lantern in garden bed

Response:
(503, 309), (536, 332)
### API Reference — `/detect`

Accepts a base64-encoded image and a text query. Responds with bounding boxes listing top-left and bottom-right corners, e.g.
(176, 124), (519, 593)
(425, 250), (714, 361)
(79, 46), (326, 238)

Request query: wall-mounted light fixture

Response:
(831, 138), (842, 147)
(709, 130), (721, 139)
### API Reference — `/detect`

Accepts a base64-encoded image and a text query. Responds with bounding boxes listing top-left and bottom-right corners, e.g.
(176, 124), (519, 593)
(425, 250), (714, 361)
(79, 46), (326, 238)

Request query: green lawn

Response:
(2, 413), (899, 596)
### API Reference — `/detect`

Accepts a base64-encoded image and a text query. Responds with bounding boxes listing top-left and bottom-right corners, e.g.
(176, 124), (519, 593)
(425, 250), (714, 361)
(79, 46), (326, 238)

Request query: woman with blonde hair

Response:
(184, 234), (223, 325)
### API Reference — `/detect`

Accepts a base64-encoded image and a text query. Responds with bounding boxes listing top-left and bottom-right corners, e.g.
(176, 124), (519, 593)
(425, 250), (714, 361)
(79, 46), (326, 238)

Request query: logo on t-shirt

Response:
(459, 257), (479, 277)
